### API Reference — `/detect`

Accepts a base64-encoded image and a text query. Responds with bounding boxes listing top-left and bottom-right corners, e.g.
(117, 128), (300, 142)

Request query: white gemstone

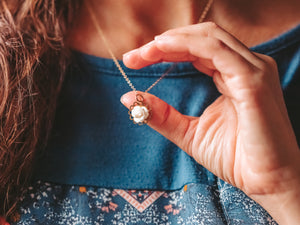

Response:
(131, 105), (149, 123)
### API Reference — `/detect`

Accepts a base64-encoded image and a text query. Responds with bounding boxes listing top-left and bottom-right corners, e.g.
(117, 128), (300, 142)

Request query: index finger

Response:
(123, 33), (257, 79)
(123, 22), (262, 71)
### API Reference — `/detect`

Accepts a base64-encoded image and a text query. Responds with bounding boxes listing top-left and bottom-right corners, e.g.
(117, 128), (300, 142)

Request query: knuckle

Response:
(203, 21), (221, 36)
(266, 56), (278, 68)
(161, 29), (176, 36)
(259, 55), (278, 71)
(263, 54), (276, 63)
(208, 37), (228, 51)
(205, 21), (220, 31)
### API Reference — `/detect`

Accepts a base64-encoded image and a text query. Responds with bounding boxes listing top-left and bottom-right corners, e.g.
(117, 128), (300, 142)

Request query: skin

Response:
(68, 0), (300, 57)
(9, 0), (297, 224)
(121, 23), (300, 224)
(69, 0), (300, 224)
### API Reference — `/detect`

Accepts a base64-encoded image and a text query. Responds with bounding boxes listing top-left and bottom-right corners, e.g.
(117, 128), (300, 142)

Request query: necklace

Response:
(86, 0), (213, 125)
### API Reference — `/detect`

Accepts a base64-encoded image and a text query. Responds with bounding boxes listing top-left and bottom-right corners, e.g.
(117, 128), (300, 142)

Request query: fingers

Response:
(123, 22), (259, 79)
(124, 42), (198, 69)
(158, 22), (258, 62)
(121, 91), (198, 155)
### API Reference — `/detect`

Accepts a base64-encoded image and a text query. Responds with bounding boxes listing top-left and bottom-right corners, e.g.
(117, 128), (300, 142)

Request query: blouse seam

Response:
(87, 67), (202, 78)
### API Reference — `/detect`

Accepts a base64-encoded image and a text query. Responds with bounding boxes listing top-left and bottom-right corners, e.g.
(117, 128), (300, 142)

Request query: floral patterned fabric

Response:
(12, 180), (277, 225)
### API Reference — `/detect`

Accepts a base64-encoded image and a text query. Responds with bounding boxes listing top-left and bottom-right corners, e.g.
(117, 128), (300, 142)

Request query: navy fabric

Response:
(33, 58), (217, 189)
(32, 24), (300, 190)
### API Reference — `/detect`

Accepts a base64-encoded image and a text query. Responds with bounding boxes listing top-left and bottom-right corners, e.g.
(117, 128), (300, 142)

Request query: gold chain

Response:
(198, 0), (214, 23)
(86, 0), (213, 94)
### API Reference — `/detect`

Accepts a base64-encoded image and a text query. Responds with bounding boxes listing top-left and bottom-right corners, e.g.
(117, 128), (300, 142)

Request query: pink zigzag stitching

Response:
(114, 190), (165, 213)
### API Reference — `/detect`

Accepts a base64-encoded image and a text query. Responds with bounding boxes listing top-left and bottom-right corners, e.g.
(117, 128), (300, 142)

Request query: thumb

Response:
(120, 91), (197, 155)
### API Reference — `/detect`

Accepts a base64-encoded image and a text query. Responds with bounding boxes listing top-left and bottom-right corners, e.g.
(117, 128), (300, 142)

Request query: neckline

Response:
(73, 23), (300, 76)
(250, 23), (300, 54)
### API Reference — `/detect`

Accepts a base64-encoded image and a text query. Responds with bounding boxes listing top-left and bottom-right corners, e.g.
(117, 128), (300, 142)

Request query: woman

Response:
(0, 0), (299, 224)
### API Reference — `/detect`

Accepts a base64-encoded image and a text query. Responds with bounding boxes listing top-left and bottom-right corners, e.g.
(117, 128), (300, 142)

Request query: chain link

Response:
(86, 0), (213, 94)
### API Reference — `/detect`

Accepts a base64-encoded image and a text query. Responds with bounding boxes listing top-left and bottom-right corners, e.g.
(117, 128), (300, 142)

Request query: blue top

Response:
(32, 24), (300, 191)
(12, 24), (299, 225)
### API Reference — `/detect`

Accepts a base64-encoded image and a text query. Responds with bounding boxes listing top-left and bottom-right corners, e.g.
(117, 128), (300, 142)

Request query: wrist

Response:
(251, 155), (300, 224)
(260, 186), (300, 224)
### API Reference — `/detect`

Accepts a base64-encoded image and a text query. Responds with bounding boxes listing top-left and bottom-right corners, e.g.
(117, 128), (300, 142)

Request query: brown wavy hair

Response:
(0, 0), (81, 219)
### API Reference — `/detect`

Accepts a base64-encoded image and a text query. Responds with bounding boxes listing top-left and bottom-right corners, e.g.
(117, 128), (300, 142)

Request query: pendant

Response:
(129, 94), (151, 125)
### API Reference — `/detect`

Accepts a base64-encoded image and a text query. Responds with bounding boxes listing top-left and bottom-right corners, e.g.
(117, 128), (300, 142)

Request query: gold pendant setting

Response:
(129, 94), (151, 125)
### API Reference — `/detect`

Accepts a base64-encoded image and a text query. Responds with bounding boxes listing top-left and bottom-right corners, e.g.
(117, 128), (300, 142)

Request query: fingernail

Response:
(123, 49), (138, 59)
(154, 35), (169, 41)
(120, 94), (125, 105)
(120, 91), (137, 108)
(144, 40), (155, 47)
(120, 92), (130, 107)
(140, 41), (155, 57)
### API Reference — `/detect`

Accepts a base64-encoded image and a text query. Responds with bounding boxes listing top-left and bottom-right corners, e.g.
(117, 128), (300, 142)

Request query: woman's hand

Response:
(121, 22), (300, 224)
